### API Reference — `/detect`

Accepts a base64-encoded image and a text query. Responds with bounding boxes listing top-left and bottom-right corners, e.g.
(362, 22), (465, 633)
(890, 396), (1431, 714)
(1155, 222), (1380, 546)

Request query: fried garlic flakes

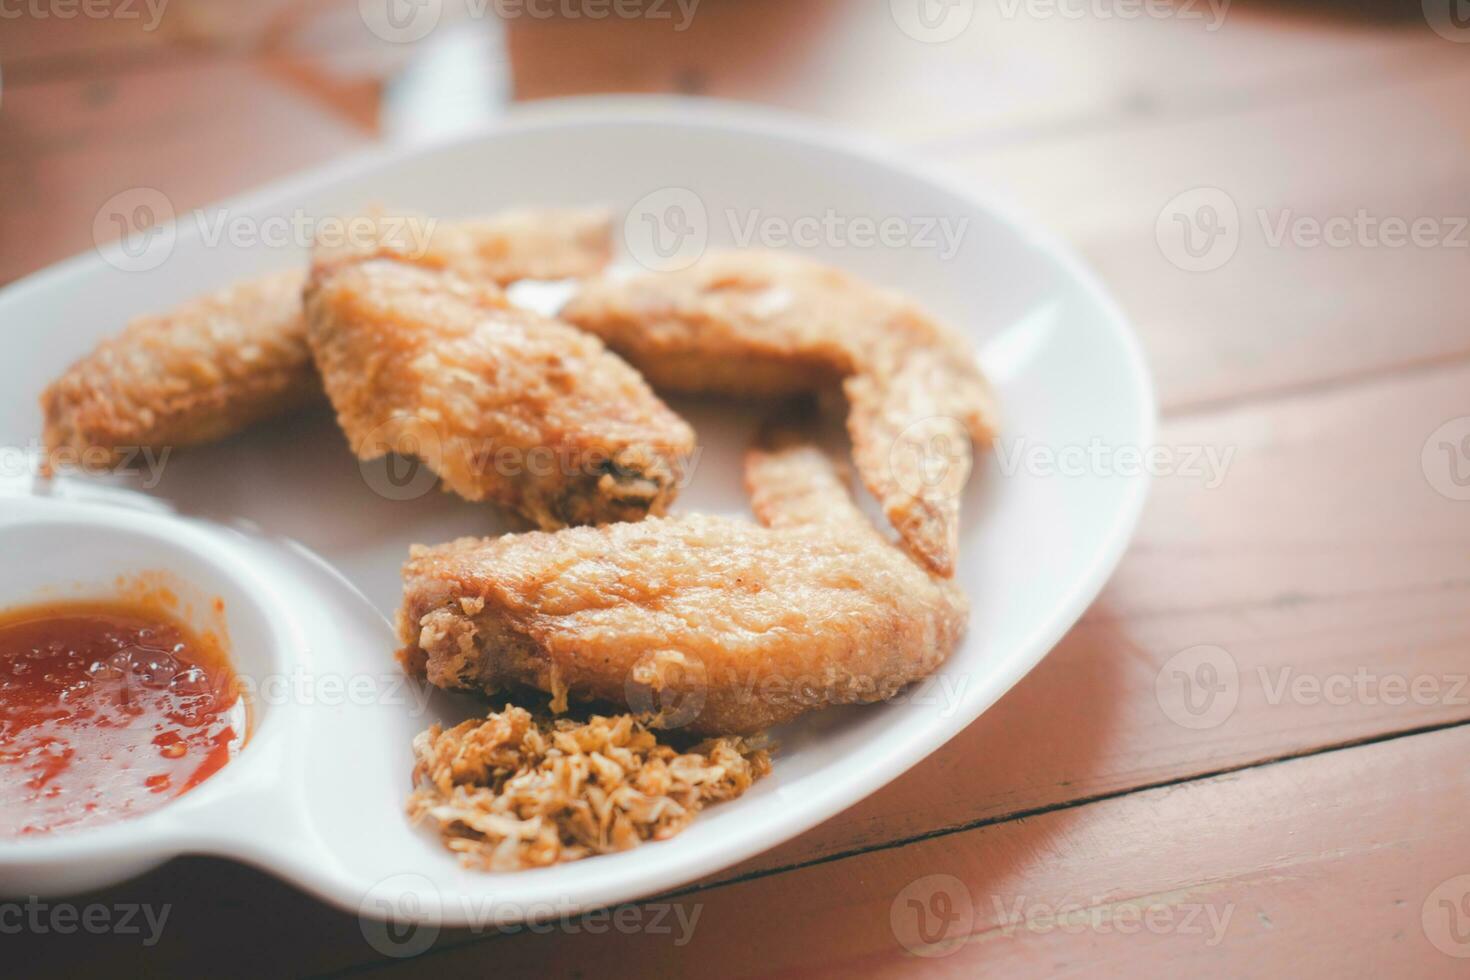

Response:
(407, 706), (770, 871)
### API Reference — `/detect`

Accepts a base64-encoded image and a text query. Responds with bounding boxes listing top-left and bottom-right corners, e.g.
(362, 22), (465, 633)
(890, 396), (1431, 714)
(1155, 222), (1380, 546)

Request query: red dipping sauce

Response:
(0, 601), (247, 836)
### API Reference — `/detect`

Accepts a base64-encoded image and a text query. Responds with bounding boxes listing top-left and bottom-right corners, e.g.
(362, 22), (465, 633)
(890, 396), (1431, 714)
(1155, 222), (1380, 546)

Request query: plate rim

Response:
(0, 96), (1157, 923)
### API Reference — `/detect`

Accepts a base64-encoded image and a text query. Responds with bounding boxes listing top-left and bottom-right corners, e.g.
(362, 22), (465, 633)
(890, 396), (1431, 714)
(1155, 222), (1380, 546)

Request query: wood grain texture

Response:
(0, 0), (378, 70)
(505, 0), (1459, 144)
(349, 722), (1470, 978)
(951, 62), (1470, 411)
(0, 1), (1466, 976)
(42, 709), (1452, 979)
(0, 57), (370, 282)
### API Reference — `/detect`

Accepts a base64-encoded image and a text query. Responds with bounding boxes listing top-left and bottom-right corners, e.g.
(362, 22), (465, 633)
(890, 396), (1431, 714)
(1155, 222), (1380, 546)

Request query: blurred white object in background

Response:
(380, 19), (511, 145)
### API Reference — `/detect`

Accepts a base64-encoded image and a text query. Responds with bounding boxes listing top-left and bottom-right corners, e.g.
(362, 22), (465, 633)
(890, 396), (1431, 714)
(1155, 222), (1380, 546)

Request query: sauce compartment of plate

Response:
(0, 502), (293, 892)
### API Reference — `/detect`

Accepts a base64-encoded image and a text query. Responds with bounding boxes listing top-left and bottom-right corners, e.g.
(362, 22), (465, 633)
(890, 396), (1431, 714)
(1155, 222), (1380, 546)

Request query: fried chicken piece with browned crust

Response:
(41, 209), (615, 466)
(412, 207), (614, 283)
(397, 421), (968, 736)
(305, 252), (695, 529)
(560, 250), (997, 577)
(41, 269), (317, 465)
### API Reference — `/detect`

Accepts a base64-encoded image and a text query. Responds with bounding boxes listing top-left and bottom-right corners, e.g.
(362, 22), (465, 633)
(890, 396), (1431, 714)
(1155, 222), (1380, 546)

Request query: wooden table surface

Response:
(5, 1), (1470, 975)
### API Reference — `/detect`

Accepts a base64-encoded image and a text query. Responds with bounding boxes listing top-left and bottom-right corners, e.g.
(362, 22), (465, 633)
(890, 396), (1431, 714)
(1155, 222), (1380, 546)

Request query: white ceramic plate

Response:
(0, 98), (1153, 928)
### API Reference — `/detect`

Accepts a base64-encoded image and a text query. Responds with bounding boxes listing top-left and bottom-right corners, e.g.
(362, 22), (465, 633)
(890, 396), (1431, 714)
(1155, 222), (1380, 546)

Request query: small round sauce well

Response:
(0, 600), (247, 836)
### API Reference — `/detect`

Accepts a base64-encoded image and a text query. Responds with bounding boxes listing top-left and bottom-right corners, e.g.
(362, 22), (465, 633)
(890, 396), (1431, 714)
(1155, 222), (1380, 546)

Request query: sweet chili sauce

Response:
(0, 600), (247, 836)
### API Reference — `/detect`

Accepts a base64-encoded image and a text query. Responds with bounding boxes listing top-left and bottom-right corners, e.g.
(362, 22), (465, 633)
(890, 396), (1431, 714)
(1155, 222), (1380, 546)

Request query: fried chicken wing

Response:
(398, 422), (969, 736)
(560, 251), (997, 576)
(41, 269), (317, 464)
(41, 209), (614, 464)
(305, 252), (695, 528)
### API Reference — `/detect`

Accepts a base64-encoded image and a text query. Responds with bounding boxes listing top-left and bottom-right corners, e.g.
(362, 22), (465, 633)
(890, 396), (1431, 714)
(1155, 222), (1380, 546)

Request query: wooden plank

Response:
(950, 61), (1470, 410)
(506, 0), (1462, 145)
(0, 859), (382, 978)
(351, 720), (1470, 978)
(0, 0), (366, 72)
(0, 3), (189, 67)
(0, 57), (371, 283)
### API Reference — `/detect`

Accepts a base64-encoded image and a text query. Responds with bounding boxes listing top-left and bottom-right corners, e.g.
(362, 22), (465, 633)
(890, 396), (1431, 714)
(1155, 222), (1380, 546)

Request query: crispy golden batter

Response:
(561, 251), (998, 576)
(305, 253), (695, 528)
(414, 207), (613, 283)
(407, 705), (769, 870)
(311, 207), (613, 285)
(40, 269), (317, 464)
(42, 209), (614, 465)
(398, 424), (969, 736)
